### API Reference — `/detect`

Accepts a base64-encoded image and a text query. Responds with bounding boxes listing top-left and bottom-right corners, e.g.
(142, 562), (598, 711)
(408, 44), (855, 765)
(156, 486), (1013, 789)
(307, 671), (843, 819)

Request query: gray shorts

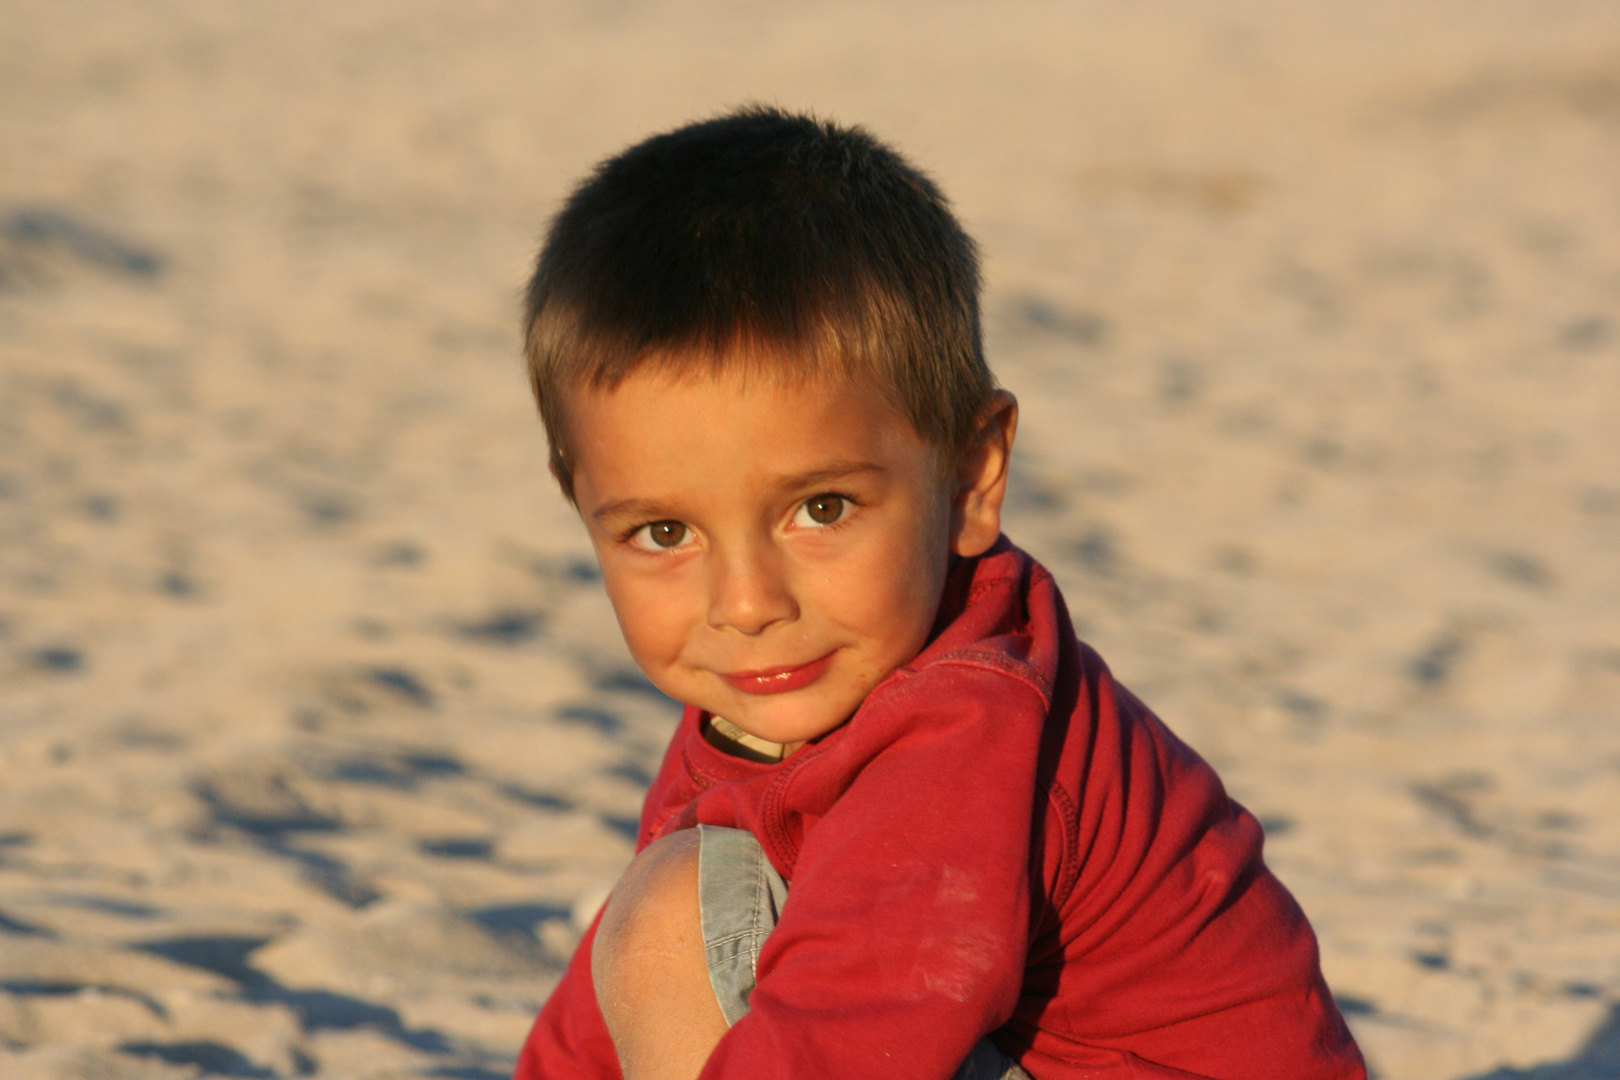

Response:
(697, 824), (1032, 1080)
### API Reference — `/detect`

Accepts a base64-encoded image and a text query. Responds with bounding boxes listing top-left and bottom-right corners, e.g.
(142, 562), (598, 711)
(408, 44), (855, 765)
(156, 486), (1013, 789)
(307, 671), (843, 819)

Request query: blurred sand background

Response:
(2, 2), (1619, 1077)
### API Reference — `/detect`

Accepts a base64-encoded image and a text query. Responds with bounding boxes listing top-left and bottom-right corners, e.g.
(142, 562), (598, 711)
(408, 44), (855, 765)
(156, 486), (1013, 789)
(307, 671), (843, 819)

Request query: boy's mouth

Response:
(720, 653), (834, 695)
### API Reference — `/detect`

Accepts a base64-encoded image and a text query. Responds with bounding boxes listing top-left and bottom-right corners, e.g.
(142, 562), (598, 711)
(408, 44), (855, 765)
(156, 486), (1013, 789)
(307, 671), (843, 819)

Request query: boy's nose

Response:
(706, 542), (797, 636)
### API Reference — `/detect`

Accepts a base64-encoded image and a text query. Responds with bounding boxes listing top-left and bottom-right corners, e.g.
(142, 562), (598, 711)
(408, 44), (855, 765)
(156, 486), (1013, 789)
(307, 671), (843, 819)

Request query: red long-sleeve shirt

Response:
(514, 539), (1365, 1079)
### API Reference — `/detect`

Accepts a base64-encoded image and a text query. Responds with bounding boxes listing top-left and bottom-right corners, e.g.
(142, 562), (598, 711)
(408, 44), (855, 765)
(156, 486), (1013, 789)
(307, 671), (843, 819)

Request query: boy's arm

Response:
(697, 662), (1047, 1080)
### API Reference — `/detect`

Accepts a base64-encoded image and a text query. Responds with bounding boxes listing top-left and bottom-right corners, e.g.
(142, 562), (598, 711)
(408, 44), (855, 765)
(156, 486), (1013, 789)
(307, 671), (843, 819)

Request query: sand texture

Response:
(2, 2), (1619, 1077)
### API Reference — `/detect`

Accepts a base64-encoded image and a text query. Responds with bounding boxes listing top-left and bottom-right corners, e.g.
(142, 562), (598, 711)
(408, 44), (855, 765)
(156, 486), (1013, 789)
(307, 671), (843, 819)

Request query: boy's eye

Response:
(630, 520), (693, 551)
(794, 494), (848, 528)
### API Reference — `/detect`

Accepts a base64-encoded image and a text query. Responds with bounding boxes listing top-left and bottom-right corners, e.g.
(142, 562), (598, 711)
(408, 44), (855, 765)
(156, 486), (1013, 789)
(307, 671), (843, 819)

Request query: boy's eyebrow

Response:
(591, 497), (677, 527)
(590, 462), (886, 526)
(774, 461), (886, 491)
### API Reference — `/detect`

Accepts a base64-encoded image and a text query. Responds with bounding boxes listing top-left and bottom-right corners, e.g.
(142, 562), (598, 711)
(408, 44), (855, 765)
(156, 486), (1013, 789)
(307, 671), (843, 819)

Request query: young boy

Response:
(513, 107), (1365, 1080)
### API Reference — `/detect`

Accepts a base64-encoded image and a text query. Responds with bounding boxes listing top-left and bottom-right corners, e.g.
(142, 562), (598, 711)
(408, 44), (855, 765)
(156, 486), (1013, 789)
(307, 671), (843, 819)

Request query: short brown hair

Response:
(524, 106), (992, 503)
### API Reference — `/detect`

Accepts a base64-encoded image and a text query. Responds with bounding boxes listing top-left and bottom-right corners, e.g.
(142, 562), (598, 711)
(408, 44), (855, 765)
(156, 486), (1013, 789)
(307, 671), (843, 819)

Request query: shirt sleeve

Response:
(512, 916), (622, 1080)
(697, 662), (1049, 1080)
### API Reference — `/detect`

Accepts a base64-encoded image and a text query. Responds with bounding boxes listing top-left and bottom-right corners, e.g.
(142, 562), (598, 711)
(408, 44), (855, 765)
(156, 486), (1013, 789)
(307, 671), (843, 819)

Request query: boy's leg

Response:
(691, 827), (1032, 1080)
(592, 829), (729, 1080)
(595, 825), (1031, 1080)
(693, 824), (790, 1026)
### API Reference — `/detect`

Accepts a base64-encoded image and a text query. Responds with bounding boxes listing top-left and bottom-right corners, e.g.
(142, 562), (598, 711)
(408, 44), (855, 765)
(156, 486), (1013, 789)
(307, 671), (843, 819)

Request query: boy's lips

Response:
(719, 652), (834, 695)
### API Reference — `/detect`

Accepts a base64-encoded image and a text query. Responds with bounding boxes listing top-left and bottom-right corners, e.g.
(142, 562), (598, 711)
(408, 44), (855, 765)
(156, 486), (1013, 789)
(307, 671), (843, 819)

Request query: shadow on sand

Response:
(1461, 1004), (1620, 1080)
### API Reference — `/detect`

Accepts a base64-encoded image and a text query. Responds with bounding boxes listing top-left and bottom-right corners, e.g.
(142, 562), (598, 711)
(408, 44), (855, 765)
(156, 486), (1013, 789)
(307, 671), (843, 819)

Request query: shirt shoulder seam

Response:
(927, 648), (1053, 703)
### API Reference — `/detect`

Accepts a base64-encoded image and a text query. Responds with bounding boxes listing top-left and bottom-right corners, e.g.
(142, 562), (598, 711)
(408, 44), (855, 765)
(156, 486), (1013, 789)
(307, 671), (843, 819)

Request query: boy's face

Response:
(566, 362), (1012, 749)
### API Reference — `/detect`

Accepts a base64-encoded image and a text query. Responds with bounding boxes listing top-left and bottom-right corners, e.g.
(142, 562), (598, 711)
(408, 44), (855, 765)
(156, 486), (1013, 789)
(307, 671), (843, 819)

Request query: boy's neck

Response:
(703, 715), (803, 763)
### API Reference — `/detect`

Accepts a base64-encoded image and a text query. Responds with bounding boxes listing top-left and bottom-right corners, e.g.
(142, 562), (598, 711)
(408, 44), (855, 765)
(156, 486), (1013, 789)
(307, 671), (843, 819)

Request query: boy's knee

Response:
(593, 829), (704, 978)
(592, 829), (728, 1077)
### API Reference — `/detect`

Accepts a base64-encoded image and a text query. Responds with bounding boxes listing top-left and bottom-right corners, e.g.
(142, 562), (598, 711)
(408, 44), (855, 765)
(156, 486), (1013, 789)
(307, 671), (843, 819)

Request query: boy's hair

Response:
(524, 105), (992, 503)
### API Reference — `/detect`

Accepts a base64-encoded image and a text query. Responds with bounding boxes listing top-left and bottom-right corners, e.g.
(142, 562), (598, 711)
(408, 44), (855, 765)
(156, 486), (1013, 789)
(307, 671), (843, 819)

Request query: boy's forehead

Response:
(573, 356), (904, 439)
(571, 364), (896, 452)
(565, 363), (938, 503)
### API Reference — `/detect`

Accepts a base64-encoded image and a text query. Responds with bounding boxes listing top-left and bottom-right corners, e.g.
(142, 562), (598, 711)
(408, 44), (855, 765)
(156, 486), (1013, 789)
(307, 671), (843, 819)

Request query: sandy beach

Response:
(2, 2), (1619, 1077)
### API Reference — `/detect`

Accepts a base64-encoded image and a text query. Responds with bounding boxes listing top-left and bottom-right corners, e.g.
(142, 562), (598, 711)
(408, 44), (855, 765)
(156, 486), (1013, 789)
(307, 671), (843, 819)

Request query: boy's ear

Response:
(949, 390), (1018, 558)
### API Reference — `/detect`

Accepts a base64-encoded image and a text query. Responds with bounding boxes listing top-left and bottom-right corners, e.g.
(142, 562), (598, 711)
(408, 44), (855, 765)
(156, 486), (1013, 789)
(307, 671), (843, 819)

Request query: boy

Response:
(513, 107), (1364, 1080)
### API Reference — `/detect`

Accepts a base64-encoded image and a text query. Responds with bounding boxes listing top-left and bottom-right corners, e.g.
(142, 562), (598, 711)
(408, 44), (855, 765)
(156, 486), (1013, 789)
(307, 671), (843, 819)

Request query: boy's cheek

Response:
(604, 581), (669, 648)
(604, 576), (697, 669)
(844, 534), (947, 624)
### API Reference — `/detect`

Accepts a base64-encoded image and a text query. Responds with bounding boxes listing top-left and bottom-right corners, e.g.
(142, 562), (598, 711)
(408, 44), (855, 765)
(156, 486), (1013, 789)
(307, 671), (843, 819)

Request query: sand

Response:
(2, 2), (1618, 1077)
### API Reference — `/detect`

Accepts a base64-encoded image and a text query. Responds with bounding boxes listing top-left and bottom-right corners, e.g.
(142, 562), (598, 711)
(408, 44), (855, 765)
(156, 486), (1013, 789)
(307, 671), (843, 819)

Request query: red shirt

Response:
(515, 539), (1365, 1080)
